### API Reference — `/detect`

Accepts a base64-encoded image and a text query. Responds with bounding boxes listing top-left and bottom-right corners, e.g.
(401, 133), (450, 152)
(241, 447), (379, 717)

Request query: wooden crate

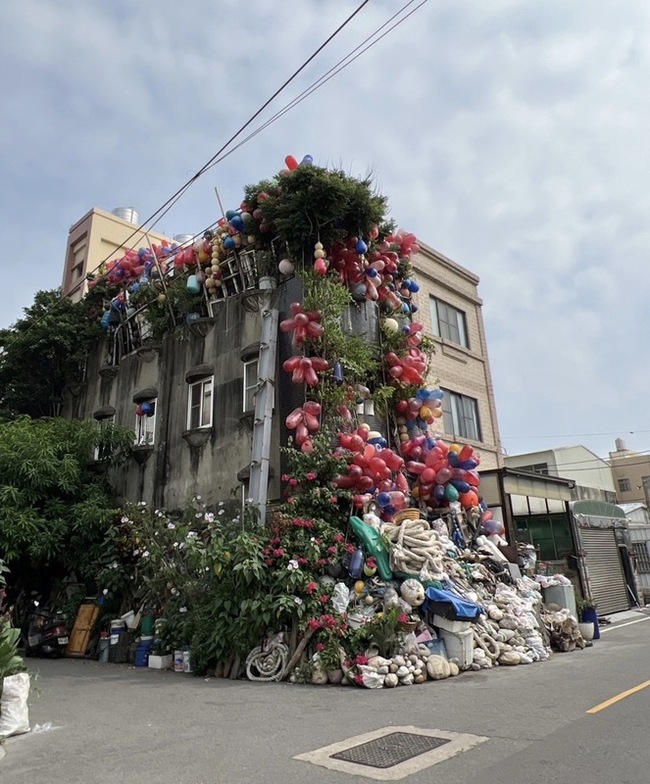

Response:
(67, 602), (100, 657)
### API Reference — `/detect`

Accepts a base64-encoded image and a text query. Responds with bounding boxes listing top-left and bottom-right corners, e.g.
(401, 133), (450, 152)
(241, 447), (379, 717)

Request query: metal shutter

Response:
(579, 527), (630, 615)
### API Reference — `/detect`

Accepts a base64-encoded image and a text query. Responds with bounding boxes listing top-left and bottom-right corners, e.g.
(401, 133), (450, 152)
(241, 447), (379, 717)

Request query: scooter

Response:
(24, 604), (69, 658)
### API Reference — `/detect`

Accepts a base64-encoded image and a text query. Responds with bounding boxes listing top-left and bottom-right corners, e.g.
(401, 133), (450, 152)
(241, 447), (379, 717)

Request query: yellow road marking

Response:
(587, 680), (650, 714)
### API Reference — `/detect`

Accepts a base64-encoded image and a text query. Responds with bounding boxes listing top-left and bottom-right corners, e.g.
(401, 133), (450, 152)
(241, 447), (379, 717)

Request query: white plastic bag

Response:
(0, 672), (31, 737)
(331, 582), (351, 615)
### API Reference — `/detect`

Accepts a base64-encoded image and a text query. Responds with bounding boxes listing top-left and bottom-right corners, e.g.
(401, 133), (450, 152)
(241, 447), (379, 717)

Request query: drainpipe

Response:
(248, 276), (278, 526)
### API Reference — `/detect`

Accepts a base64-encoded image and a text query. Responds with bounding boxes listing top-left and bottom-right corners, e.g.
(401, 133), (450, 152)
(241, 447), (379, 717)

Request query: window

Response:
(441, 389), (481, 441)
(430, 297), (468, 348)
(187, 377), (213, 430)
(93, 416), (115, 461)
(135, 399), (157, 446)
(618, 478), (631, 493)
(516, 463), (549, 476)
(243, 358), (259, 412)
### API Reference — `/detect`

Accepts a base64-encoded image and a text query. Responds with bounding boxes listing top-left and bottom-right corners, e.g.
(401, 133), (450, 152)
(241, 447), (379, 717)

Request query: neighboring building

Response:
(504, 445), (617, 503)
(608, 438), (650, 504)
(62, 207), (173, 302)
(413, 242), (502, 470)
(61, 218), (503, 511)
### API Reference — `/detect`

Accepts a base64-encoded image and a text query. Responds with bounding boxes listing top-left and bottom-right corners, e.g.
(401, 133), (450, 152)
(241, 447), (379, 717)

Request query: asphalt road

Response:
(3, 612), (650, 783)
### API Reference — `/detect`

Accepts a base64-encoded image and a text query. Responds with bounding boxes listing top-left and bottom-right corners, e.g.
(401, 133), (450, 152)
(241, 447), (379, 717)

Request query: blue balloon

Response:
(223, 237), (235, 250)
(138, 248), (146, 258)
(411, 303), (418, 313)
(366, 267), (378, 278)
(434, 485), (446, 503)
(301, 155), (313, 165)
(430, 389), (444, 400)
(451, 479), (471, 494)
(376, 492), (392, 508)
(100, 312), (111, 329)
(408, 280), (420, 293)
(460, 459), (478, 471)
(402, 303), (411, 314)
(225, 209), (238, 220)
(384, 505), (396, 516)
(448, 451), (460, 467)
(355, 239), (368, 254)
(415, 388), (428, 402)
(230, 215), (244, 231)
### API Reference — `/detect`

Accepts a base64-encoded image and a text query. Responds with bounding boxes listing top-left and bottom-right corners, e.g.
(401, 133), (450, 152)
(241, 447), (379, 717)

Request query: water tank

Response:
(173, 234), (194, 246)
(615, 438), (628, 452)
(111, 207), (139, 225)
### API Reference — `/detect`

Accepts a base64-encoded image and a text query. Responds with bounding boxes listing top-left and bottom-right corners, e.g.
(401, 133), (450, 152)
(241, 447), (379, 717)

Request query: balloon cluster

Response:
(395, 388), (444, 436)
(400, 438), (481, 510)
(279, 303), (324, 348)
(385, 347), (428, 386)
(479, 509), (506, 538)
(333, 425), (408, 510)
(282, 355), (329, 387)
(136, 401), (154, 417)
(285, 402), (322, 453)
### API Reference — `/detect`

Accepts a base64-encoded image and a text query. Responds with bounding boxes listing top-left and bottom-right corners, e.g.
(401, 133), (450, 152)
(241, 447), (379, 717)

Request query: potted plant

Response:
(576, 598), (599, 641)
(316, 633), (345, 684)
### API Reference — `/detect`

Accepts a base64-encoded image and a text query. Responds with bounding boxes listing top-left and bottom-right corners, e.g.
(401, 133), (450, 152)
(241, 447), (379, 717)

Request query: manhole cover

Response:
(331, 731), (451, 769)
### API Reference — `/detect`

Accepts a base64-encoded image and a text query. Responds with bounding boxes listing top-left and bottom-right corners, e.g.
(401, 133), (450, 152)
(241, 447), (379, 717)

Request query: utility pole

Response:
(248, 276), (278, 526)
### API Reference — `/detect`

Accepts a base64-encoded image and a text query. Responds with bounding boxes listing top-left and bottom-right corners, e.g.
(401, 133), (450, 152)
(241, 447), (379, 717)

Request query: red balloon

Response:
(285, 155), (299, 171)
(420, 467), (436, 485)
(460, 445), (474, 461)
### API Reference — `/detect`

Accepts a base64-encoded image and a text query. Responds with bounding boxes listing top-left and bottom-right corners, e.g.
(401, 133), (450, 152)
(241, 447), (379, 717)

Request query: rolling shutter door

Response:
(579, 528), (630, 614)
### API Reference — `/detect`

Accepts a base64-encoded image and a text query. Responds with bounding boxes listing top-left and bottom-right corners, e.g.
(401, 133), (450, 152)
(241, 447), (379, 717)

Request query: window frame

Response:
(441, 388), (482, 442)
(93, 415), (115, 461)
(187, 376), (214, 430)
(618, 477), (631, 493)
(243, 358), (259, 412)
(135, 399), (157, 446)
(430, 296), (469, 349)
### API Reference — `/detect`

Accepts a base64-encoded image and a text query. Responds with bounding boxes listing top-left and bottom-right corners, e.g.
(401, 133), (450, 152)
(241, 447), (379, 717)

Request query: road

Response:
(2, 612), (650, 783)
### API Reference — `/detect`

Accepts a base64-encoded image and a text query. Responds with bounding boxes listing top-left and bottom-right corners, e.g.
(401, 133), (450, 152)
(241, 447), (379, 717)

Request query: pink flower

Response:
(273, 548), (284, 558)
(319, 595), (330, 605)
(307, 619), (321, 630)
(281, 474), (290, 482)
(298, 557), (308, 566)
(345, 543), (356, 554)
(287, 497), (296, 505)
(328, 546), (337, 555)
(355, 654), (369, 666)
(333, 534), (344, 543)
(398, 613), (409, 624)
(306, 581), (318, 595)
(315, 642), (325, 652)
(265, 559), (274, 567)
(306, 472), (316, 481)
(328, 496), (338, 504)
(289, 478), (299, 487)
(354, 673), (365, 686)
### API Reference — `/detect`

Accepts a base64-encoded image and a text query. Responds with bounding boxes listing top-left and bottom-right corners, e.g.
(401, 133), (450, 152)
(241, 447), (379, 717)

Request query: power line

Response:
(3, 0), (425, 356)
(504, 429), (650, 439)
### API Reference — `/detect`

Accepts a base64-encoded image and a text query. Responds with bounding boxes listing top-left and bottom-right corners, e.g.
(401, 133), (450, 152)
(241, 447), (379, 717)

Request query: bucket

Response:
(174, 650), (184, 672)
(183, 648), (192, 674)
(111, 619), (125, 631)
(121, 610), (138, 630)
(110, 633), (121, 646)
(99, 638), (110, 664)
(141, 616), (156, 637)
(135, 642), (153, 668)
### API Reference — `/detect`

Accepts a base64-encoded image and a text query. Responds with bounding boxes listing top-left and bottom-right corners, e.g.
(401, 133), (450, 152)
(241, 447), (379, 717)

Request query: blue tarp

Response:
(424, 586), (482, 621)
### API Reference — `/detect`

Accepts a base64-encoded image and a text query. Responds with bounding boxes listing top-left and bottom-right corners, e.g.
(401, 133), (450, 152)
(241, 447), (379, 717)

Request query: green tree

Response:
(0, 288), (103, 419)
(0, 417), (132, 597)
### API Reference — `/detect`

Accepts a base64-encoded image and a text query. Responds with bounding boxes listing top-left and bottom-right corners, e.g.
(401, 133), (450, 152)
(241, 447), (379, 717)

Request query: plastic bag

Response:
(331, 583), (350, 615)
(359, 665), (385, 689)
(0, 672), (30, 737)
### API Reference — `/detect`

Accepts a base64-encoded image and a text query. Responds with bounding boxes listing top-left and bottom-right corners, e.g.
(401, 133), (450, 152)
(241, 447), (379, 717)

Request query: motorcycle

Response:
(24, 602), (69, 658)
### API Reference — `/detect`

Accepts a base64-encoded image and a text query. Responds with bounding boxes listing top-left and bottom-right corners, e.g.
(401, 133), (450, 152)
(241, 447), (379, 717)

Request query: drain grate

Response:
(330, 731), (451, 769)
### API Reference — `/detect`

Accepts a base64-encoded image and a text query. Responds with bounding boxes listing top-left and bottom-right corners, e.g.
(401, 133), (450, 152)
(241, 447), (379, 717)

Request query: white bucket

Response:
(120, 611), (137, 630)
(183, 649), (192, 673)
(174, 650), (184, 672)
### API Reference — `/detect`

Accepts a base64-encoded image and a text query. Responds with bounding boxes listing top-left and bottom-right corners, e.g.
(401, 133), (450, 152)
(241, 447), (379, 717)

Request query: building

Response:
(62, 207), (173, 302)
(608, 438), (650, 504)
(61, 219), (503, 512)
(504, 445), (617, 503)
(412, 243), (502, 470)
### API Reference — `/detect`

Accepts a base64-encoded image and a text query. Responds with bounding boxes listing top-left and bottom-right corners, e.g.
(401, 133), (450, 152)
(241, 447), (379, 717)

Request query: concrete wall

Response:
(65, 292), (290, 511)
(609, 451), (650, 504)
(412, 243), (503, 469)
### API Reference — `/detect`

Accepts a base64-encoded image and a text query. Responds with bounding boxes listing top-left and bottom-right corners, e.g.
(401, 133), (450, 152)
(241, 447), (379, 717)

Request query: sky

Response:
(1, 0), (649, 462)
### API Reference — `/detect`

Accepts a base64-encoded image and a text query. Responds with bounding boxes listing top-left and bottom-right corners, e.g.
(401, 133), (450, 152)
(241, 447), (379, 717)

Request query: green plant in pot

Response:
(0, 621), (25, 681)
(576, 598), (597, 622)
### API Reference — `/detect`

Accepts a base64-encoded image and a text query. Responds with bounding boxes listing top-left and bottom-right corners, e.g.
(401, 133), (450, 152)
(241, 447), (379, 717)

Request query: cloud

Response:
(2, 0), (650, 460)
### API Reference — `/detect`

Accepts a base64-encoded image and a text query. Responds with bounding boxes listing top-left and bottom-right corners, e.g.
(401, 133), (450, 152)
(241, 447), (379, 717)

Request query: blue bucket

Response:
(135, 642), (153, 668)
